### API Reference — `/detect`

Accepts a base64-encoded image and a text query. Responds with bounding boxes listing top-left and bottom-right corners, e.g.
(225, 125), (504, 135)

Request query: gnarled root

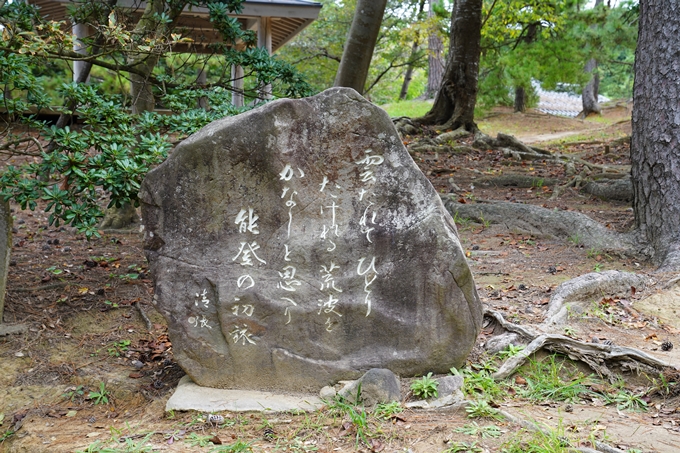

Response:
(543, 270), (648, 326)
(485, 308), (677, 384)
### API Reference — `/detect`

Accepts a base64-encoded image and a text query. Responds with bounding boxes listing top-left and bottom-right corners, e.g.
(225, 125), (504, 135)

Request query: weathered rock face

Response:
(140, 88), (482, 392)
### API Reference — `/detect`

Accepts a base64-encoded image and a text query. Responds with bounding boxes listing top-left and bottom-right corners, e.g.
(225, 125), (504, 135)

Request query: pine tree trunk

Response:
(415, 0), (482, 131)
(581, 58), (601, 117)
(581, 0), (603, 118)
(334, 0), (388, 94)
(399, 42), (419, 101)
(631, 1), (680, 270)
(399, 0), (426, 101)
(514, 86), (526, 113)
(425, 0), (445, 99)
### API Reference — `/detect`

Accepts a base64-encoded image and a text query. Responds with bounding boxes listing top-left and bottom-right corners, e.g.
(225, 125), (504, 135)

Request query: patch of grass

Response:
(586, 300), (616, 325)
(209, 441), (252, 453)
(497, 344), (525, 360)
(465, 399), (505, 421)
(586, 247), (602, 259)
(107, 339), (131, 357)
(567, 234), (581, 246)
(611, 390), (648, 412)
(501, 427), (571, 453)
(62, 385), (85, 402)
(563, 326), (577, 337)
(326, 396), (371, 446)
(0, 429), (15, 443)
(410, 372), (438, 399)
(443, 440), (484, 453)
(648, 371), (678, 397)
(185, 432), (217, 447)
(455, 422), (503, 439)
(519, 355), (592, 404)
(75, 433), (153, 452)
(373, 401), (403, 420)
(88, 382), (111, 405)
(452, 365), (506, 400)
(379, 100), (433, 118)
(453, 211), (473, 229)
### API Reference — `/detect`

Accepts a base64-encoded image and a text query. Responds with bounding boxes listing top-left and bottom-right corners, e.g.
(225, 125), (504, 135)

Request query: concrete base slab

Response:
(166, 376), (323, 413)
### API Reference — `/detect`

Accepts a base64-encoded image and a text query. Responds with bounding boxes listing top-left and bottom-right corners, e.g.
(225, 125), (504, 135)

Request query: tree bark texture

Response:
(581, 0), (603, 117)
(333, 0), (388, 94)
(416, 0), (482, 131)
(128, 0), (165, 114)
(631, 1), (680, 269)
(581, 58), (601, 117)
(514, 86), (526, 113)
(425, 0), (445, 99)
(399, 0), (426, 100)
(399, 41), (419, 100)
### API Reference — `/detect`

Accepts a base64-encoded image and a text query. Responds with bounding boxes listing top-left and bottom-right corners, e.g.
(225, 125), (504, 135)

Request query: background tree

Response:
(398, 0), (427, 101)
(280, 0), (431, 103)
(415, 0), (483, 131)
(424, 0), (447, 99)
(581, 0), (604, 117)
(334, 0), (388, 93)
(474, 0), (636, 116)
(630, 0), (680, 270)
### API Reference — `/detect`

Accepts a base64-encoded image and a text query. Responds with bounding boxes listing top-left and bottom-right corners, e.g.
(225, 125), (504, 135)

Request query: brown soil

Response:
(1, 106), (679, 453)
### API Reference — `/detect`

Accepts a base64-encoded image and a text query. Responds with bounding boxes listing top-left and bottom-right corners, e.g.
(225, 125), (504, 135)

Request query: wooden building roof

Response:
(28, 0), (322, 53)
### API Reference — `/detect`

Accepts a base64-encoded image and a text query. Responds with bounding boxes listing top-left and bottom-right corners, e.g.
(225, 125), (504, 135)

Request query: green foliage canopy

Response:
(0, 0), (313, 236)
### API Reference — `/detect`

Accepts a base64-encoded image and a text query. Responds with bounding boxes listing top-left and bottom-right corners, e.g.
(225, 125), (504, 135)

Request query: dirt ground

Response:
(1, 105), (680, 453)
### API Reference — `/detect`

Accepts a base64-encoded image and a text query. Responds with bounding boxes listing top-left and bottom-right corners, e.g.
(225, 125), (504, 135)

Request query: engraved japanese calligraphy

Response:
(141, 88), (482, 392)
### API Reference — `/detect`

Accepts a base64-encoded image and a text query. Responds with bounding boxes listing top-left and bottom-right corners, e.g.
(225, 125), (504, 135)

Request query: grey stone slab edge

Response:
(0, 324), (27, 336)
(166, 376), (323, 413)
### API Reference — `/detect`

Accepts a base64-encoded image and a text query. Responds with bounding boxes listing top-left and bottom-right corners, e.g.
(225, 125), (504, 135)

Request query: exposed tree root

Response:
(663, 274), (680, 289)
(393, 117), (421, 136)
(471, 132), (629, 194)
(581, 176), (633, 202)
(549, 175), (582, 200)
(133, 301), (154, 333)
(543, 270), (648, 326)
(485, 308), (676, 384)
(441, 196), (638, 253)
(435, 127), (470, 143)
(476, 174), (559, 188)
(473, 131), (551, 157)
(9, 282), (69, 292)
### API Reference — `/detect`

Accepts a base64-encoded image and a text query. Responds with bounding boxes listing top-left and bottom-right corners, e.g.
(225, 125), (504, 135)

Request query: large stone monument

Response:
(140, 88), (482, 392)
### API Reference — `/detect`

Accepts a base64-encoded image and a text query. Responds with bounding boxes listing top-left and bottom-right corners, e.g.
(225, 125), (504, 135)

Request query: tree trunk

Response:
(399, 0), (427, 101)
(514, 86), (526, 113)
(631, 1), (680, 270)
(399, 42), (419, 100)
(129, 59), (160, 114)
(425, 0), (445, 99)
(128, 0), (165, 114)
(334, 0), (388, 94)
(581, 0), (603, 118)
(415, 0), (482, 131)
(581, 58), (601, 117)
